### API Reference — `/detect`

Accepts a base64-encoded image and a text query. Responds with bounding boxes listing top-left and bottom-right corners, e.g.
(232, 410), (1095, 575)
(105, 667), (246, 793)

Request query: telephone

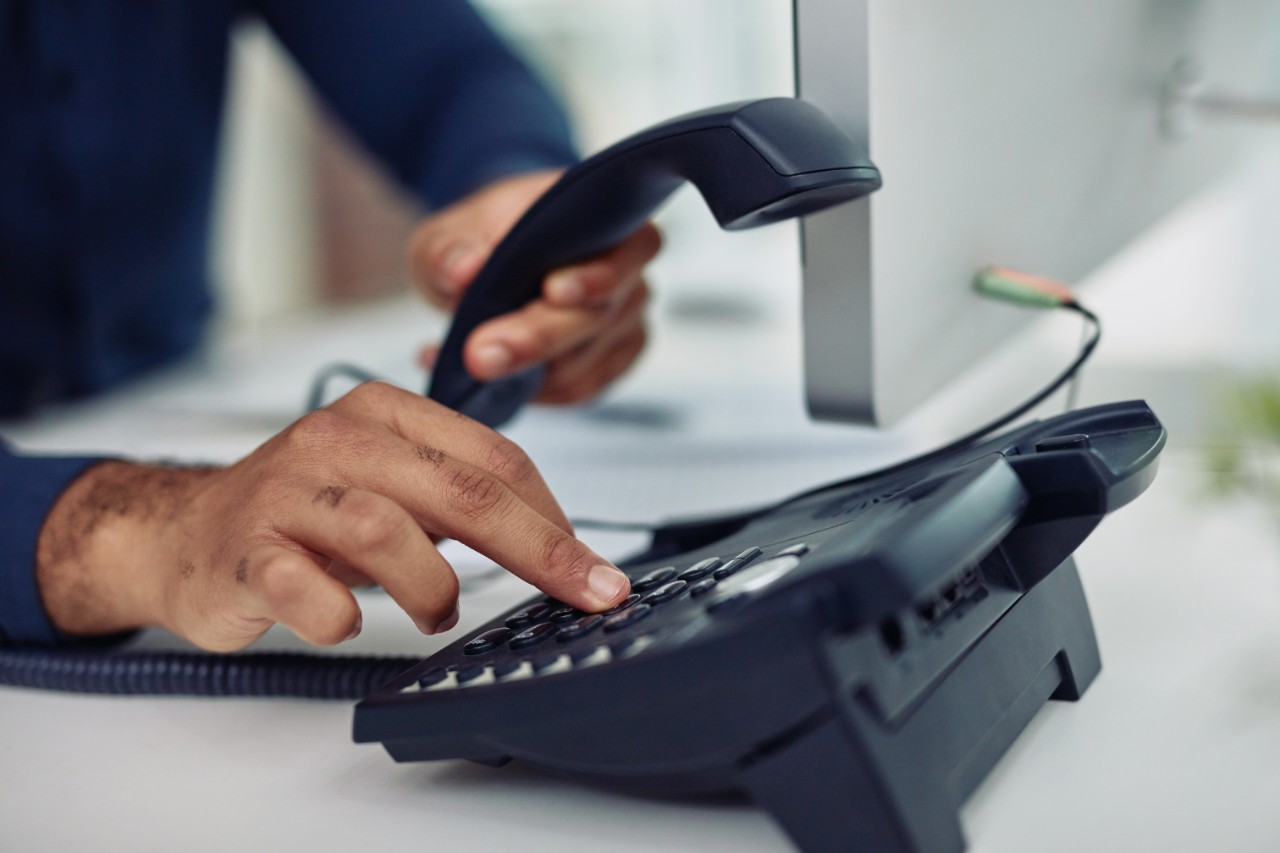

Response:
(357, 97), (1167, 853)
(354, 399), (1166, 853)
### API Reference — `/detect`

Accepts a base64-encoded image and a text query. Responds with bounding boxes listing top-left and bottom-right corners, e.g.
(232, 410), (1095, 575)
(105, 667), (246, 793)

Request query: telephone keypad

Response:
(450, 544), (800, 682)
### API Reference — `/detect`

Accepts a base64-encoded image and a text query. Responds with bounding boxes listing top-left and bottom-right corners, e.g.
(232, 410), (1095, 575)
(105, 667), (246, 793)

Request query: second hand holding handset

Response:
(427, 98), (883, 428)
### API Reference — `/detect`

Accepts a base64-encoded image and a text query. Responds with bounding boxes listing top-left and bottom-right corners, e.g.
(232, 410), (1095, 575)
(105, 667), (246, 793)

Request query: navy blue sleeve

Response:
(254, 0), (579, 207)
(0, 443), (103, 646)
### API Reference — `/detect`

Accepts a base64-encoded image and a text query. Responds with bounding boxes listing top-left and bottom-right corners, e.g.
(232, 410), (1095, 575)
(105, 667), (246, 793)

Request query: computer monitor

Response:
(795, 0), (1279, 425)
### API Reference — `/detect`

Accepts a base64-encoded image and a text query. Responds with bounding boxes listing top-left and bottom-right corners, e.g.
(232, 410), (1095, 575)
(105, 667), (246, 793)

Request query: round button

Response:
(455, 664), (487, 684)
(549, 606), (583, 623)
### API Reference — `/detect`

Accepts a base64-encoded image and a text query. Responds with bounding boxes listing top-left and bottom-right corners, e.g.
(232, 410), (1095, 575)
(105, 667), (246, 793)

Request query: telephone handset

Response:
(426, 98), (882, 427)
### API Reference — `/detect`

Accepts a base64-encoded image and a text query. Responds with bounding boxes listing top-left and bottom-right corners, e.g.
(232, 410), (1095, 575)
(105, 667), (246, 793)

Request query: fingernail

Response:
(434, 606), (460, 634)
(345, 613), (363, 642)
(474, 343), (513, 378)
(438, 246), (475, 294)
(587, 564), (630, 609)
(547, 273), (585, 305)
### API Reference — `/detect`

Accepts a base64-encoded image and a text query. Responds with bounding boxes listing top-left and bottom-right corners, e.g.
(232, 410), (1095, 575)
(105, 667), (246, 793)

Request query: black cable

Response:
(569, 299), (1102, 528)
(775, 300), (1103, 506)
(900, 302), (1100, 467)
(0, 648), (417, 699)
(305, 363), (388, 412)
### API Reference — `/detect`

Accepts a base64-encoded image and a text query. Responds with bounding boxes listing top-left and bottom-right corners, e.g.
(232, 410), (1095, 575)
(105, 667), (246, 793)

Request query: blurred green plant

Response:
(1205, 374), (1280, 506)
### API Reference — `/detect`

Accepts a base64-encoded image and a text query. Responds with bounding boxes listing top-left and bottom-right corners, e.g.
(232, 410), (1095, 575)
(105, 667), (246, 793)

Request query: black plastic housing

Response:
(354, 401), (1166, 852)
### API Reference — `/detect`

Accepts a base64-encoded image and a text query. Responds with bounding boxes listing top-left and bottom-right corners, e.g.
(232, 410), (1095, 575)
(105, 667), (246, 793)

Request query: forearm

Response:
(36, 461), (218, 638)
(254, 0), (577, 206)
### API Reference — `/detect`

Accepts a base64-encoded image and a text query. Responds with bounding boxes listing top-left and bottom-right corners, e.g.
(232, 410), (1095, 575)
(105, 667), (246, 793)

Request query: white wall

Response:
(208, 1), (797, 333)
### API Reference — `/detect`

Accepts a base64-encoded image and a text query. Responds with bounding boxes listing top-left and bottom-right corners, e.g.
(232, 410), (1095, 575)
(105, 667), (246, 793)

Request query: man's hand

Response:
(408, 170), (662, 405)
(35, 383), (632, 652)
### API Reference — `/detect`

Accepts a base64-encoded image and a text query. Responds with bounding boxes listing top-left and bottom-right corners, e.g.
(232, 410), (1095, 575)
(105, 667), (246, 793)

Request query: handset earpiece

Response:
(428, 97), (882, 428)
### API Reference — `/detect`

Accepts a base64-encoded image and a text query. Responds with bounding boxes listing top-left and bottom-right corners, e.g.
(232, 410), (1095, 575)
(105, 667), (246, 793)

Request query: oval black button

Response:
(556, 614), (604, 641)
(641, 580), (688, 605)
(506, 602), (553, 629)
(678, 557), (722, 581)
(549, 606), (583, 623)
(713, 547), (764, 580)
(632, 566), (677, 593)
(603, 603), (653, 632)
(689, 577), (718, 597)
(463, 627), (513, 655)
(602, 593), (641, 616)
(509, 622), (559, 649)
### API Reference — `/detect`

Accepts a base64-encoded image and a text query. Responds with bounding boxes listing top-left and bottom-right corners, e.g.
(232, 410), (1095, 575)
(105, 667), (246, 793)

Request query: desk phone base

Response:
(354, 401), (1165, 852)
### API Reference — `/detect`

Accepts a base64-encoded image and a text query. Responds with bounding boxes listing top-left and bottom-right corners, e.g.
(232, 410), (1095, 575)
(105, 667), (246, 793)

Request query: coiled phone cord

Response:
(0, 647), (418, 699)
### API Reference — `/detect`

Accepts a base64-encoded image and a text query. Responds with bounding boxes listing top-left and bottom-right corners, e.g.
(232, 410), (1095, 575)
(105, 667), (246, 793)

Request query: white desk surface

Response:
(4, 158), (1280, 852)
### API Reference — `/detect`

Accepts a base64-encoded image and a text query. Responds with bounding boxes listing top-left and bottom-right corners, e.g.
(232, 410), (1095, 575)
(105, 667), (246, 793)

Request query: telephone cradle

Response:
(353, 400), (1166, 853)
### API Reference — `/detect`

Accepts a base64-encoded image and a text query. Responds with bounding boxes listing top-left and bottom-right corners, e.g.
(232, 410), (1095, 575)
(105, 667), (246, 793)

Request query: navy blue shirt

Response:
(0, 0), (577, 645)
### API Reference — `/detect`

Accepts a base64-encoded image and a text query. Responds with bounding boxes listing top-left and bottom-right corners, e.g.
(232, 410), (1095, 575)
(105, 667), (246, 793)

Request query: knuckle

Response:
(445, 467), (506, 519)
(338, 495), (405, 553)
(481, 434), (535, 483)
(532, 528), (586, 586)
(286, 409), (347, 450)
(255, 553), (311, 604)
(341, 379), (399, 409)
